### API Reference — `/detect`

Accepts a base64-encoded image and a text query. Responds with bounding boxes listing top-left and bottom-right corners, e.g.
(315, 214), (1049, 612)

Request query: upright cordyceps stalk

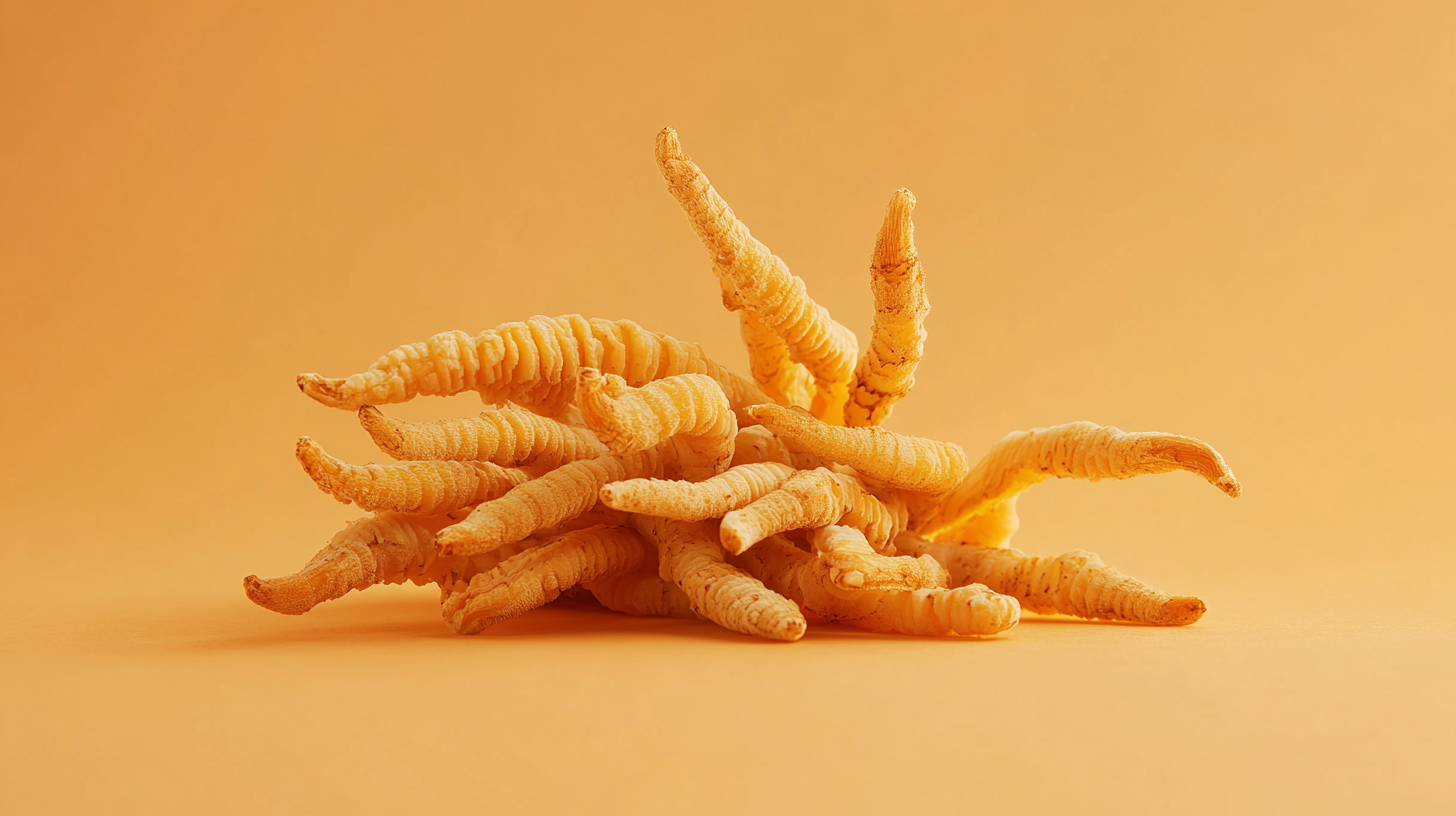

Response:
(917, 421), (1242, 537)
(655, 128), (859, 424)
(575, 369), (737, 481)
(748, 404), (970, 494)
(244, 512), (461, 615)
(944, 545), (1206, 626)
(632, 515), (806, 642)
(732, 536), (1020, 637)
(598, 462), (795, 522)
(358, 404), (608, 467)
(846, 189), (929, 428)
(441, 525), (650, 634)
(436, 450), (664, 557)
(298, 314), (771, 422)
(296, 438), (529, 514)
(809, 526), (948, 591)
(718, 467), (907, 555)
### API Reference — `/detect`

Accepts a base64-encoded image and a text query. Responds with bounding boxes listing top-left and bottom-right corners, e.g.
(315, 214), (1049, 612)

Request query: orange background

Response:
(2, 2), (1453, 813)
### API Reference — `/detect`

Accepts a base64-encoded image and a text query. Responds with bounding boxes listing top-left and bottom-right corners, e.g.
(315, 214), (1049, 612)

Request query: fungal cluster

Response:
(244, 129), (1240, 640)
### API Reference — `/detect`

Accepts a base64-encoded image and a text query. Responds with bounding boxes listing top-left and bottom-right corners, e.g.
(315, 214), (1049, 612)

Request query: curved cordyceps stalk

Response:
(738, 311), (816, 410)
(441, 525), (650, 635)
(358, 404), (607, 468)
(295, 438), (529, 515)
(719, 467), (907, 555)
(916, 421), (1241, 537)
(921, 542), (1205, 626)
(598, 462), (795, 522)
(631, 515), (806, 642)
(576, 369), (737, 481)
(732, 536), (1020, 637)
(809, 526), (948, 591)
(730, 425), (795, 467)
(298, 314), (771, 422)
(655, 128), (859, 424)
(846, 188), (929, 428)
(435, 450), (664, 557)
(244, 512), (462, 615)
(748, 404), (970, 494)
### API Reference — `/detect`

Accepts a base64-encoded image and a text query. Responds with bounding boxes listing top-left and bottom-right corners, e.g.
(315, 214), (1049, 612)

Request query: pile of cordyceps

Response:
(245, 129), (1240, 641)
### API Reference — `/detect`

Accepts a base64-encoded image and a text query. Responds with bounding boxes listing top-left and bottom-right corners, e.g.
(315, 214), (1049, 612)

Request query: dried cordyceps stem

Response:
(845, 189), (929, 428)
(298, 314), (770, 421)
(587, 571), (700, 620)
(917, 421), (1242, 537)
(738, 311), (815, 410)
(296, 438), (529, 514)
(441, 525), (649, 634)
(748, 404), (969, 494)
(632, 515), (806, 641)
(358, 403), (607, 468)
(810, 525), (947, 591)
(245, 511), (476, 615)
(576, 369), (737, 481)
(730, 425), (795, 467)
(436, 450), (663, 557)
(898, 535), (1204, 626)
(655, 128), (859, 424)
(719, 467), (907, 555)
(733, 536), (1020, 637)
(598, 462), (795, 522)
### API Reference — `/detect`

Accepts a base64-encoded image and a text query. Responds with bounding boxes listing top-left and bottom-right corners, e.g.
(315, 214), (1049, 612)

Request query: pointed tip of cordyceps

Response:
(295, 436), (345, 488)
(873, 188), (919, 272)
(357, 405), (405, 457)
(242, 574), (309, 616)
(655, 127), (683, 164)
(297, 373), (349, 407)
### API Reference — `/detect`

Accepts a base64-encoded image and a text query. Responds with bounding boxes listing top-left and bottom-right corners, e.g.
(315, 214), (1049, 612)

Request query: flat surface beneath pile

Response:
(3, 587), (1451, 815)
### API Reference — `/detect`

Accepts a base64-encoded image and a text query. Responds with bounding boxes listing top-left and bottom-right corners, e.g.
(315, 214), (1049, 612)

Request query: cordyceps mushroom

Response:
(247, 128), (1239, 640)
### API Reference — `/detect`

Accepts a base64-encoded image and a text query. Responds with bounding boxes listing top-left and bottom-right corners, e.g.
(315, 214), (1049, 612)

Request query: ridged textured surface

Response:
(297, 314), (771, 422)
(846, 189), (929, 428)
(655, 128), (859, 424)
(359, 403), (607, 467)
(733, 536), (1020, 637)
(576, 369), (737, 481)
(436, 449), (662, 557)
(748, 404), (969, 494)
(296, 437), (529, 514)
(809, 526), (948, 591)
(719, 467), (907, 554)
(632, 515), (806, 641)
(599, 462), (794, 522)
(441, 525), (649, 634)
(919, 421), (1242, 536)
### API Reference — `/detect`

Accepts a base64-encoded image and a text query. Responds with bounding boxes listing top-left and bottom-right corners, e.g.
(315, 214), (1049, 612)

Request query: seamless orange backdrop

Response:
(2, 2), (1453, 814)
